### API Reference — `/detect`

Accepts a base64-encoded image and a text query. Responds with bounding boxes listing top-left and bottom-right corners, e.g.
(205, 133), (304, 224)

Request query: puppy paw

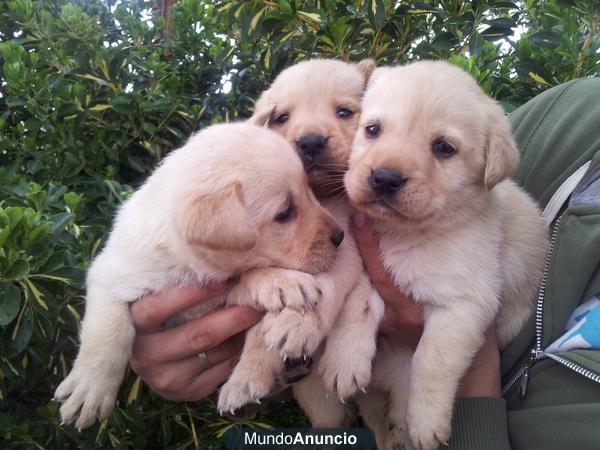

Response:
(229, 268), (322, 313)
(407, 402), (451, 450)
(217, 366), (274, 415)
(318, 355), (371, 401)
(385, 420), (415, 450)
(54, 368), (118, 430)
(262, 309), (323, 359)
(318, 335), (374, 400)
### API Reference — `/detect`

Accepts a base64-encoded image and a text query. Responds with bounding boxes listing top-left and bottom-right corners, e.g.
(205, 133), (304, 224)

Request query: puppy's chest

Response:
(379, 231), (500, 306)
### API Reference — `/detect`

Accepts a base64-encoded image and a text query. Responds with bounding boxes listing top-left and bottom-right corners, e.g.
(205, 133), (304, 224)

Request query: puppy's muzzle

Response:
(297, 133), (327, 167)
(330, 229), (345, 248)
(369, 168), (407, 197)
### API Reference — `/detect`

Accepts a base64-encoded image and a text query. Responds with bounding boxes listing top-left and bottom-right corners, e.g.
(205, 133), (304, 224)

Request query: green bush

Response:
(1, 0), (598, 447)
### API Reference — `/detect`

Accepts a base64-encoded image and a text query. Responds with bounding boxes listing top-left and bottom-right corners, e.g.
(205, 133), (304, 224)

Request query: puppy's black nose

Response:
(297, 133), (326, 165)
(369, 168), (407, 196)
(330, 229), (344, 248)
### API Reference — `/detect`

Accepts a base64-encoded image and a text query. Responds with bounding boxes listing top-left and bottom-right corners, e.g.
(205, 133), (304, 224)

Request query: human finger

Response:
(131, 283), (227, 333)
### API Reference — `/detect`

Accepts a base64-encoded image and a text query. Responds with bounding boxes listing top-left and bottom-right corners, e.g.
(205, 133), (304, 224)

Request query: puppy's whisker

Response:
(328, 188), (348, 199)
(319, 181), (345, 188)
(317, 162), (348, 168)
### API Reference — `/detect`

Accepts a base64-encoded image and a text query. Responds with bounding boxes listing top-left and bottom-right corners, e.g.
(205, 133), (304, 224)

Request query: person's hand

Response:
(457, 325), (501, 398)
(352, 212), (500, 398)
(129, 284), (264, 401)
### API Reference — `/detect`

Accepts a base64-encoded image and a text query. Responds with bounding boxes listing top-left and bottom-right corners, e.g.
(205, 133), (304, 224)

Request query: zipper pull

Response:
(518, 349), (538, 398)
(518, 366), (530, 397)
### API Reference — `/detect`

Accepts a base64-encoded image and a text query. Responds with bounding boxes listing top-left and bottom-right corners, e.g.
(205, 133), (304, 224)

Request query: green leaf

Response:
(6, 208), (23, 229)
(490, 1), (518, 8)
(8, 307), (33, 356)
(367, 0), (386, 30)
(0, 284), (21, 325)
(64, 192), (82, 212)
(528, 71), (551, 86)
(6, 259), (30, 280)
(0, 226), (10, 248)
(26, 224), (49, 247)
(297, 11), (321, 24)
(89, 104), (113, 111)
(485, 18), (516, 29)
(127, 375), (142, 405)
(278, 0), (292, 16)
(528, 31), (562, 47)
(249, 7), (267, 32)
(469, 32), (484, 58)
(25, 279), (48, 310)
(432, 32), (459, 52)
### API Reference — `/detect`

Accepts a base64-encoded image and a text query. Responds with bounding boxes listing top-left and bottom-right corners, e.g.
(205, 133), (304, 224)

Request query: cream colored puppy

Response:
(345, 61), (548, 450)
(219, 59), (385, 425)
(54, 123), (344, 430)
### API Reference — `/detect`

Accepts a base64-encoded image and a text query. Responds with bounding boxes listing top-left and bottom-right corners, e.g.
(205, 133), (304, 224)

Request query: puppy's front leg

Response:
(54, 284), (134, 430)
(293, 355), (353, 428)
(228, 268), (323, 314)
(407, 301), (496, 450)
(217, 321), (284, 413)
(318, 278), (383, 399)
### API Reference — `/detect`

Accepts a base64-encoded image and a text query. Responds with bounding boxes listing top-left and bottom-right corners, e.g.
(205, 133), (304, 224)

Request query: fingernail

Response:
(353, 211), (366, 228)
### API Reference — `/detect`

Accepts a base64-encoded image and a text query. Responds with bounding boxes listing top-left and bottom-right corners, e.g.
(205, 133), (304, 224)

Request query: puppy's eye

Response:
(432, 139), (457, 158)
(274, 202), (295, 223)
(274, 112), (289, 125)
(336, 108), (353, 119)
(365, 124), (381, 138)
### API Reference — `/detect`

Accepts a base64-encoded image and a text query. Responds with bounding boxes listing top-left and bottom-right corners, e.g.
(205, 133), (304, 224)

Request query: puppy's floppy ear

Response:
(484, 103), (520, 190)
(247, 103), (275, 128)
(180, 183), (258, 251)
(357, 59), (376, 88)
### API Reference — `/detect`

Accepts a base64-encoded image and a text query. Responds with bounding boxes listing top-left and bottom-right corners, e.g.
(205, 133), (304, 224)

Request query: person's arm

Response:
(129, 284), (263, 401)
(352, 212), (511, 450)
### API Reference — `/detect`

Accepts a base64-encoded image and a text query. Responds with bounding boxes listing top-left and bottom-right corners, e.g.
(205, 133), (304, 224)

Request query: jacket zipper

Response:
(502, 215), (600, 397)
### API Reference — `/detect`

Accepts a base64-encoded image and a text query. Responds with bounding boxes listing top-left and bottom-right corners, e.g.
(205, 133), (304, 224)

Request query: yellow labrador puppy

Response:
(345, 61), (548, 450)
(54, 123), (344, 430)
(217, 59), (384, 425)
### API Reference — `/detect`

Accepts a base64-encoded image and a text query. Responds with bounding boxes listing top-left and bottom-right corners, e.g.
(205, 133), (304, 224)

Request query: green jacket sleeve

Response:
(447, 398), (511, 450)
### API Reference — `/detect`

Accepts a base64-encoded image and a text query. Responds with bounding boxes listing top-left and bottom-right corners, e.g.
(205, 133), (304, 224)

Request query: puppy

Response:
(217, 59), (384, 424)
(54, 123), (344, 430)
(345, 61), (549, 450)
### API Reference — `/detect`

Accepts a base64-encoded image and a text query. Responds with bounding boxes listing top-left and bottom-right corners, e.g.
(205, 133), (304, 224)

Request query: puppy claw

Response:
(262, 308), (322, 359)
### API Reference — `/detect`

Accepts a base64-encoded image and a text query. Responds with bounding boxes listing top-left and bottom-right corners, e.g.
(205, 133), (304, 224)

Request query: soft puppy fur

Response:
(54, 123), (343, 429)
(222, 58), (386, 425)
(345, 61), (549, 450)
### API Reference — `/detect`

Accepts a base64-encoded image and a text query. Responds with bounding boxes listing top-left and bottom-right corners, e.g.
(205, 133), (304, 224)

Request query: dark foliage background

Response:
(0, 0), (598, 447)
